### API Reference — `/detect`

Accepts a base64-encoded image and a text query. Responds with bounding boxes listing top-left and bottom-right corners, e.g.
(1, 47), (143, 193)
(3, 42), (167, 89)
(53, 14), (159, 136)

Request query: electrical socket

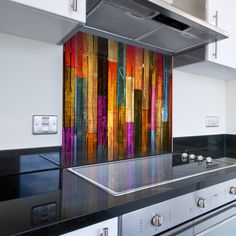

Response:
(206, 116), (219, 127)
(33, 115), (58, 134)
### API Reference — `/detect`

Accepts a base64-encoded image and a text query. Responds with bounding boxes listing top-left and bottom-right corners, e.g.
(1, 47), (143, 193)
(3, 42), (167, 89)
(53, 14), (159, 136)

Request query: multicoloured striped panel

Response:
(62, 32), (172, 166)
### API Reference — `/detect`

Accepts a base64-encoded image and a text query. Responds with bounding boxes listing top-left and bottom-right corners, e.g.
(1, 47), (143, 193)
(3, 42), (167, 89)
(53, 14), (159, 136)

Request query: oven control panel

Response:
(121, 178), (236, 236)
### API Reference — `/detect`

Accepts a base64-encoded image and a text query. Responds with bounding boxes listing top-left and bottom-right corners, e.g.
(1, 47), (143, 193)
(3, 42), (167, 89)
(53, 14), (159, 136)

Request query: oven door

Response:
(160, 202), (236, 236)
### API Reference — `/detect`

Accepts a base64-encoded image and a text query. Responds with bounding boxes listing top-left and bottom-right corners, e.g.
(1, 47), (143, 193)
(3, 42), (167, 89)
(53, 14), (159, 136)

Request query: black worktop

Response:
(1, 149), (236, 235)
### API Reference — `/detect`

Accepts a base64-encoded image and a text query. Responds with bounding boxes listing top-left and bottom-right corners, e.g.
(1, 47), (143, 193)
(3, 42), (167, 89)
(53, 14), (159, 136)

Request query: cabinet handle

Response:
(71, 0), (77, 12)
(100, 227), (108, 236)
(212, 11), (218, 59)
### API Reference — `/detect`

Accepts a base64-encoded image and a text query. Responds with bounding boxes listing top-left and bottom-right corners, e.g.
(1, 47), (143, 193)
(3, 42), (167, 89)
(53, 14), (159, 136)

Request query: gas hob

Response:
(68, 154), (236, 196)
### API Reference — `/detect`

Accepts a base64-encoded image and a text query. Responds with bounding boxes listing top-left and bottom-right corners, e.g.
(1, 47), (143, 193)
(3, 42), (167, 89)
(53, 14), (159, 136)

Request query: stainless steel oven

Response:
(121, 178), (236, 236)
(162, 202), (236, 236)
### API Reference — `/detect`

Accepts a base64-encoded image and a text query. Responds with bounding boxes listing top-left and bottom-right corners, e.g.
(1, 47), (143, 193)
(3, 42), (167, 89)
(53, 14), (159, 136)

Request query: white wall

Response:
(0, 33), (63, 150)
(226, 80), (236, 134)
(173, 69), (226, 137)
(0, 32), (228, 149)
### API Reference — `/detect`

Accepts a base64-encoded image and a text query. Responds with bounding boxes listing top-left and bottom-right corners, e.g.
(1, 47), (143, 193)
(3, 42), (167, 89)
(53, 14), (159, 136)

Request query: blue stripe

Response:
(117, 43), (126, 106)
(74, 134), (77, 163)
(150, 130), (156, 155)
(162, 56), (169, 122)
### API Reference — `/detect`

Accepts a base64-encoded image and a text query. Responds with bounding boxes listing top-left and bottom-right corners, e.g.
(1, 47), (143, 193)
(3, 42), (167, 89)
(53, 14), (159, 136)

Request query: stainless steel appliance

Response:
(121, 178), (236, 236)
(82, 0), (228, 55)
(68, 154), (236, 196)
(69, 154), (236, 235)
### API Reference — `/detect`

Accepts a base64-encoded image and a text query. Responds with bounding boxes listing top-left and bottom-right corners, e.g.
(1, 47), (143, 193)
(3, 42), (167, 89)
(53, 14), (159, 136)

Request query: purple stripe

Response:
(97, 96), (107, 146)
(62, 127), (74, 166)
(126, 122), (134, 157)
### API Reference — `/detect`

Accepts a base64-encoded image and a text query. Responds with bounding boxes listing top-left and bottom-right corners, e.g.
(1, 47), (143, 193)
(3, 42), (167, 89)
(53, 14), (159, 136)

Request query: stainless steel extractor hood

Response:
(80, 0), (229, 55)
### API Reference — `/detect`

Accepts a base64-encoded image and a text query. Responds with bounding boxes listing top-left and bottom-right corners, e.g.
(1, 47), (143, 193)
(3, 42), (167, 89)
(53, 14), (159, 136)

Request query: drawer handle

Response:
(71, 0), (77, 12)
(100, 227), (108, 236)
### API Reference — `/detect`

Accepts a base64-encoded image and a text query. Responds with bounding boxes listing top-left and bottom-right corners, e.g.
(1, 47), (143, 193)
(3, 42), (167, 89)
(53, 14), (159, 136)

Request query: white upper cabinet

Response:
(206, 0), (236, 69)
(10, 0), (86, 23)
(0, 0), (86, 44)
(174, 0), (236, 80)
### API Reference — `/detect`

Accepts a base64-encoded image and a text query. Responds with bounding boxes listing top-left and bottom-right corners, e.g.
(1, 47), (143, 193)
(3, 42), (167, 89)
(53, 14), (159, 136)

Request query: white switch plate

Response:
(206, 116), (219, 127)
(33, 115), (58, 135)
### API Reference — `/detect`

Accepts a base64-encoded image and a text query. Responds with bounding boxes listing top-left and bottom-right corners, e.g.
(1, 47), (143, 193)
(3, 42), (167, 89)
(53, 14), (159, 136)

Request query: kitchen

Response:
(1, 0), (236, 235)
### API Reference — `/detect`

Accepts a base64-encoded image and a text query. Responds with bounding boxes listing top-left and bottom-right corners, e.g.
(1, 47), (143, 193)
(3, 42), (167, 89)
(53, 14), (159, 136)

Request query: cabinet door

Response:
(9, 0), (86, 23)
(206, 0), (236, 69)
(61, 217), (118, 236)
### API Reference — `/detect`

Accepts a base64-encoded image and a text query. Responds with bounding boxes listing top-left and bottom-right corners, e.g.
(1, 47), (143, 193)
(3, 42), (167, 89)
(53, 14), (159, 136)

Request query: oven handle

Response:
(195, 214), (236, 236)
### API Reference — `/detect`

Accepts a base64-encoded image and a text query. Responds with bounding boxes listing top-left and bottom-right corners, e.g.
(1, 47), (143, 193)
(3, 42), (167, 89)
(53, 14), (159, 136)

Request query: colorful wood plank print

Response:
(63, 32), (172, 166)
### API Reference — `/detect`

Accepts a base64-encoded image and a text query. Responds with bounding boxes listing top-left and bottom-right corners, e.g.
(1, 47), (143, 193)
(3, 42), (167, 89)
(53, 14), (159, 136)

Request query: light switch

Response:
(206, 116), (219, 127)
(33, 115), (58, 134)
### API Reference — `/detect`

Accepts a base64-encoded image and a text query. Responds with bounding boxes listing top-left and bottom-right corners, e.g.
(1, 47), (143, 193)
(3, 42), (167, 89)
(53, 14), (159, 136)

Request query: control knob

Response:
(197, 198), (206, 208)
(229, 187), (236, 195)
(151, 214), (163, 227)
(206, 157), (212, 164)
(197, 155), (204, 162)
(189, 154), (196, 161)
(181, 153), (188, 162)
(181, 153), (188, 158)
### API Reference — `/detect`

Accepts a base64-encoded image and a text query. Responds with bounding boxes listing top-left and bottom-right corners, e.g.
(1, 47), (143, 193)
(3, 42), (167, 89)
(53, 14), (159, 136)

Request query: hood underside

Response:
(81, 0), (228, 55)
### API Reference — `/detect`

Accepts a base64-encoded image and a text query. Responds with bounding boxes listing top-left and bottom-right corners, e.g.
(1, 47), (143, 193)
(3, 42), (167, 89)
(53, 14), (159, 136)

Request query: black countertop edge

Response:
(18, 167), (236, 236)
(0, 146), (61, 158)
(1, 167), (61, 178)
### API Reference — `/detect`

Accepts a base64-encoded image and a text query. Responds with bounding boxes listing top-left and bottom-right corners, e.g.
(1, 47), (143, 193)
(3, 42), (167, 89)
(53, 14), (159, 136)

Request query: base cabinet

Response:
(61, 217), (118, 236)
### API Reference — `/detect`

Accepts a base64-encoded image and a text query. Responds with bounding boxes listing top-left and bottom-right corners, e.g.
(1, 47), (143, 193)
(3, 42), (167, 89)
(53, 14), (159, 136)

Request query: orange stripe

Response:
(117, 106), (126, 159)
(87, 34), (98, 133)
(108, 61), (117, 112)
(64, 67), (75, 128)
(64, 37), (75, 68)
(126, 77), (134, 122)
(142, 49), (150, 109)
(134, 47), (143, 90)
(126, 45), (135, 77)
(87, 133), (97, 164)
(76, 32), (88, 78)
(108, 112), (118, 160)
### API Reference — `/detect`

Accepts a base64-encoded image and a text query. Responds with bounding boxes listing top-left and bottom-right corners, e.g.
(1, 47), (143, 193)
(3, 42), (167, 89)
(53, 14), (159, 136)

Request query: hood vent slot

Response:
(152, 14), (190, 31)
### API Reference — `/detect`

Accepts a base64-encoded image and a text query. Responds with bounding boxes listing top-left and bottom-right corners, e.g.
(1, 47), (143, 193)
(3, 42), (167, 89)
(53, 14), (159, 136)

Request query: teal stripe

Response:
(117, 43), (126, 106)
(150, 130), (156, 155)
(75, 78), (87, 163)
(163, 56), (169, 122)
